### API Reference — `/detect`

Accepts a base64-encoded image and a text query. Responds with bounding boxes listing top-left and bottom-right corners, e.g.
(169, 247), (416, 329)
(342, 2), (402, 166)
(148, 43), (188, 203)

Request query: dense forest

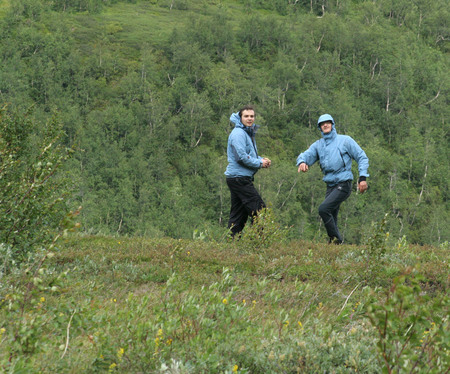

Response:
(0, 0), (448, 245)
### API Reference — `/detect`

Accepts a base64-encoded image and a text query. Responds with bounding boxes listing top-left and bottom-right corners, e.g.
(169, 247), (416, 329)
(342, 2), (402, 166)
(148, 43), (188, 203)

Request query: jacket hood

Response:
(317, 114), (335, 130)
(230, 112), (244, 128)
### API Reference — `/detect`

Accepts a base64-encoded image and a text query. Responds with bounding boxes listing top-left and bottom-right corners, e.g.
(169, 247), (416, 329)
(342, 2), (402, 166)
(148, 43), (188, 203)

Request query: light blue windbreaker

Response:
(296, 114), (369, 185)
(225, 112), (263, 178)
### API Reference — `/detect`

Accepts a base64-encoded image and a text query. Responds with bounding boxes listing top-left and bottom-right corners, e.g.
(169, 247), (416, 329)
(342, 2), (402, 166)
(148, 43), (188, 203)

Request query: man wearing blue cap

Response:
(225, 105), (271, 237)
(296, 114), (369, 244)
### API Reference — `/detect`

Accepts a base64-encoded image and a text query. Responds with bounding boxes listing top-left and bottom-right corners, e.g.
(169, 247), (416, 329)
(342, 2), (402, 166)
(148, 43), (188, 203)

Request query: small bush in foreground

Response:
(238, 208), (291, 252)
(365, 267), (449, 373)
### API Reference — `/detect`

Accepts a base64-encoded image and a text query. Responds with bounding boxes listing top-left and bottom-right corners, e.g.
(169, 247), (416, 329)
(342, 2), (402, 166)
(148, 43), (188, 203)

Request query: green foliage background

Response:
(0, 0), (448, 244)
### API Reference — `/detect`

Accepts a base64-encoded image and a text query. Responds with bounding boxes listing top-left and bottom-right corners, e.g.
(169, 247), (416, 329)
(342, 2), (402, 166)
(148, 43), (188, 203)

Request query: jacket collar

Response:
(322, 128), (337, 145)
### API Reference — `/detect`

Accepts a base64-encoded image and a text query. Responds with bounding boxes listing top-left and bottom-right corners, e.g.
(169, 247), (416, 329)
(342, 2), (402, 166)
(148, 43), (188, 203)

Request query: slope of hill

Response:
(1, 235), (449, 372)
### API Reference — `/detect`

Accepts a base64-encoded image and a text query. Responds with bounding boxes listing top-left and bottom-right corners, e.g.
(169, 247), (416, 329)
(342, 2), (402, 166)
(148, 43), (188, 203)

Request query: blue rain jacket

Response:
(225, 112), (263, 178)
(296, 114), (369, 186)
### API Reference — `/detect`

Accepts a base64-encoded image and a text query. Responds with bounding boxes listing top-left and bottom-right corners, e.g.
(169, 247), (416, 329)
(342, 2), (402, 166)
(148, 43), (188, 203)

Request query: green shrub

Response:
(0, 106), (75, 262)
(0, 106), (81, 372)
(238, 208), (291, 252)
(365, 268), (449, 373)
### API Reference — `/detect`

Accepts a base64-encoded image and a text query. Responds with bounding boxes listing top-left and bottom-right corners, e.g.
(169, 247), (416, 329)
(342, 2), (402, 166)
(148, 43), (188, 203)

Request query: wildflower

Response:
(283, 320), (289, 327)
(223, 298), (228, 305)
(113, 298), (117, 303)
(166, 338), (172, 345)
(117, 347), (124, 359)
(243, 299), (246, 304)
(40, 297), (45, 303)
(233, 364), (238, 372)
(0, 328), (5, 335)
(298, 321), (303, 328)
(157, 329), (163, 337)
(109, 362), (117, 370)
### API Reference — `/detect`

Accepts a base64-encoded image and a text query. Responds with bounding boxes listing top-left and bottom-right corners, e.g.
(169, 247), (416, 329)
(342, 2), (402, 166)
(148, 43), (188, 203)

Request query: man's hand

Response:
(262, 158), (271, 168)
(358, 181), (368, 194)
(298, 163), (308, 173)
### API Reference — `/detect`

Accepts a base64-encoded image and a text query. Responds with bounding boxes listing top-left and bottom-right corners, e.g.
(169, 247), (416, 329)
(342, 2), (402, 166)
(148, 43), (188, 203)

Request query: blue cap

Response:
(317, 114), (335, 129)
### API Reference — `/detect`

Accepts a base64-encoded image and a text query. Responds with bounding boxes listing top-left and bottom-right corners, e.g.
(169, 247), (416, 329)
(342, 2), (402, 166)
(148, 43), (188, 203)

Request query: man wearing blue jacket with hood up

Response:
(225, 105), (271, 237)
(296, 114), (369, 244)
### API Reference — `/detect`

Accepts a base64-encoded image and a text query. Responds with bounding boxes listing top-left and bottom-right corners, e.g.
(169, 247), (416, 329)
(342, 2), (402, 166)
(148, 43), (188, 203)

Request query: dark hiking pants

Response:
(226, 176), (266, 237)
(318, 180), (352, 243)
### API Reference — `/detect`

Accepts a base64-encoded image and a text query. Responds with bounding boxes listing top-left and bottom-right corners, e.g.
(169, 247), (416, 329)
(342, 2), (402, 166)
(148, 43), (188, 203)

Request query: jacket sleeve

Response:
(347, 138), (369, 177)
(296, 141), (319, 167)
(230, 131), (262, 169)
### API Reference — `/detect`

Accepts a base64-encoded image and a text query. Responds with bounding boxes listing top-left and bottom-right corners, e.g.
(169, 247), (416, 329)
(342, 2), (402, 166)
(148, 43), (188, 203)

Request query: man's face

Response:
(241, 110), (255, 127)
(320, 121), (332, 134)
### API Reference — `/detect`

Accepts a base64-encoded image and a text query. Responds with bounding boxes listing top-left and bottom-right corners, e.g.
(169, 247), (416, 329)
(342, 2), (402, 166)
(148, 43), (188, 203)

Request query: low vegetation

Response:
(1, 228), (448, 372)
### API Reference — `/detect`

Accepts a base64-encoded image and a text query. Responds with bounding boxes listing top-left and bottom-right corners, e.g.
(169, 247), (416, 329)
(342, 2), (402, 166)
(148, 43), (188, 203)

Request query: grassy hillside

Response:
(58, 1), (267, 59)
(1, 235), (448, 372)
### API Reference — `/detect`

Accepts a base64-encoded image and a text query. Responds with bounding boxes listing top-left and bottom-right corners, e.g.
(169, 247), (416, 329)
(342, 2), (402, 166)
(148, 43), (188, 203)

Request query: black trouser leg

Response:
(226, 177), (266, 236)
(318, 181), (352, 243)
(228, 187), (249, 236)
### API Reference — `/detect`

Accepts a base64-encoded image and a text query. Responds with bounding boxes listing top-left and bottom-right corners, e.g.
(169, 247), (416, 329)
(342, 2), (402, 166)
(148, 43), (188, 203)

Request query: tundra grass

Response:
(0, 0), (9, 18)
(2, 236), (447, 372)
(67, 0), (251, 58)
